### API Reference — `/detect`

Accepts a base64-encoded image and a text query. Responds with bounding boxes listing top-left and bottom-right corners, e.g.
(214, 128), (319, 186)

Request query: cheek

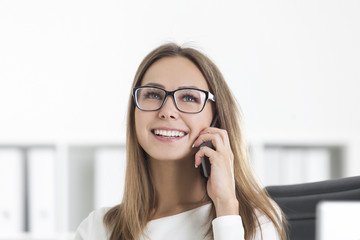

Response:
(134, 110), (140, 131)
(134, 109), (157, 143)
(187, 113), (213, 136)
(196, 106), (214, 128)
(134, 109), (146, 139)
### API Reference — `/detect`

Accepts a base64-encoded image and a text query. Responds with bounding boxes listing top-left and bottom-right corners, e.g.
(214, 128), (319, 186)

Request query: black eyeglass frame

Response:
(132, 86), (216, 114)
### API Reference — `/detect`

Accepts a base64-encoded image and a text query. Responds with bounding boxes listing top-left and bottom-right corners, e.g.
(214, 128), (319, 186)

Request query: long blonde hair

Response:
(104, 43), (287, 240)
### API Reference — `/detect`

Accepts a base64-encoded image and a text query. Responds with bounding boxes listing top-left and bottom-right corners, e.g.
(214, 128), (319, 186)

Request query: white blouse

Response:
(74, 203), (280, 240)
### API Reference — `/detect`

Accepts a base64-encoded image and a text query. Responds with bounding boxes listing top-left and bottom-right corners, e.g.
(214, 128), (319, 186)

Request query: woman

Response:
(75, 43), (287, 240)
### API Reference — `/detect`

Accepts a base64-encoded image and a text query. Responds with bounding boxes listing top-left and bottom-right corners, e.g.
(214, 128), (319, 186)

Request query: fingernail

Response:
(195, 163), (198, 168)
(192, 144), (195, 148)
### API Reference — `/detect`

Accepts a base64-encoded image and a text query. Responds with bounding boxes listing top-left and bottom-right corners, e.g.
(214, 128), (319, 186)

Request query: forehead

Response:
(141, 57), (209, 91)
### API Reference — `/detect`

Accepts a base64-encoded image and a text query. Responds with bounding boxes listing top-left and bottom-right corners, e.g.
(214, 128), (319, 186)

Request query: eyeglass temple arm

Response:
(208, 92), (216, 102)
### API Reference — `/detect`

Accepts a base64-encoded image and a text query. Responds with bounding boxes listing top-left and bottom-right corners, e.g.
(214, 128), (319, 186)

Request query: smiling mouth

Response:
(152, 129), (187, 138)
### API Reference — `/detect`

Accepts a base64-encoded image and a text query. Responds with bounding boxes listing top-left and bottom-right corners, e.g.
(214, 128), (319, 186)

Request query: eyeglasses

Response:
(133, 86), (216, 114)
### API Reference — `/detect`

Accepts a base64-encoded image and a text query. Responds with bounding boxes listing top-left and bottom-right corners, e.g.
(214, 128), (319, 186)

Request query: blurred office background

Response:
(0, 0), (359, 239)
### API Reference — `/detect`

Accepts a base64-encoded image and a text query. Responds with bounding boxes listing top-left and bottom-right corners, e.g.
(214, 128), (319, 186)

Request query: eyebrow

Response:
(144, 82), (164, 88)
(143, 82), (200, 89)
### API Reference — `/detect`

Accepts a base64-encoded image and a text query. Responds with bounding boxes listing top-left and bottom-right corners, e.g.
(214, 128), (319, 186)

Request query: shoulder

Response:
(74, 207), (111, 240)
(256, 200), (283, 226)
(254, 201), (283, 239)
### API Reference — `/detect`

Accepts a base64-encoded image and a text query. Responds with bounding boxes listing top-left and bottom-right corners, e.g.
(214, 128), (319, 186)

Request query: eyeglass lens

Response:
(135, 87), (207, 113)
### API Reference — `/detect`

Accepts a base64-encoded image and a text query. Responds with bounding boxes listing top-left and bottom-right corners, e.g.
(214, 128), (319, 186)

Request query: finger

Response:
(194, 146), (217, 167)
(193, 132), (224, 149)
(197, 128), (230, 148)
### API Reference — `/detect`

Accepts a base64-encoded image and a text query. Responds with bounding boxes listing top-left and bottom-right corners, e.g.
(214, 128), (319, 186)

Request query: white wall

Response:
(1, 0), (359, 170)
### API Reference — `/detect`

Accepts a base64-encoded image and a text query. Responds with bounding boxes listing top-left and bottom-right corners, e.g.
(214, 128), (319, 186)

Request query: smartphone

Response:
(200, 114), (219, 178)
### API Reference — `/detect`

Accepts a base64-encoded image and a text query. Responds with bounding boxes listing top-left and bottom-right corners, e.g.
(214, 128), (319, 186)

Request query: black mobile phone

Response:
(200, 114), (219, 178)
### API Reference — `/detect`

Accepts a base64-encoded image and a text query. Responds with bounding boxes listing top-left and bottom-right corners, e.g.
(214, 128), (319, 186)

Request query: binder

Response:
(281, 148), (306, 185)
(0, 148), (24, 234)
(263, 147), (282, 185)
(27, 148), (56, 234)
(303, 148), (330, 183)
(94, 147), (126, 209)
(264, 147), (331, 185)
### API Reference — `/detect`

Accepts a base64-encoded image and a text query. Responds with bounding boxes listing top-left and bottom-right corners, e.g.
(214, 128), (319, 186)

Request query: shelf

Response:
(0, 139), (359, 237)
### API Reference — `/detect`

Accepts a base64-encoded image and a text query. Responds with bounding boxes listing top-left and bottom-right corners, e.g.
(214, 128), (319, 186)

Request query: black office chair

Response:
(266, 176), (360, 240)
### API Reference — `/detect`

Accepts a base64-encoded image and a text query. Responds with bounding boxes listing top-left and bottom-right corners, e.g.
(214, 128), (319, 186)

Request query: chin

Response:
(146, 148), (194, 162)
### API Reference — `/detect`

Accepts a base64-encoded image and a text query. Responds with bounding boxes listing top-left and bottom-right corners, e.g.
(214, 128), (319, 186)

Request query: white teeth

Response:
(154, 129), (185, 137)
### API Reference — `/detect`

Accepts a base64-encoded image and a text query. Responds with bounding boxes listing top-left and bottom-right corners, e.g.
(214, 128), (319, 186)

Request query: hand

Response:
(193, 127), (239, 217)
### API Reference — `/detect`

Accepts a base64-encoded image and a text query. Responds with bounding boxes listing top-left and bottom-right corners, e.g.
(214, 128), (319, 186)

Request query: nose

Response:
(158, 96), (179, 120)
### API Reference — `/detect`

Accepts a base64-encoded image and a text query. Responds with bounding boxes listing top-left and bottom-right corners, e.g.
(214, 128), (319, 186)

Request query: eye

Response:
(143, 91), (163, 100)
(181, 94), (199, 103)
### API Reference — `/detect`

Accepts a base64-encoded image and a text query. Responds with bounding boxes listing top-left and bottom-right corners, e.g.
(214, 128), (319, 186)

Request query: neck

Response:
(148, 155), (210, 219)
